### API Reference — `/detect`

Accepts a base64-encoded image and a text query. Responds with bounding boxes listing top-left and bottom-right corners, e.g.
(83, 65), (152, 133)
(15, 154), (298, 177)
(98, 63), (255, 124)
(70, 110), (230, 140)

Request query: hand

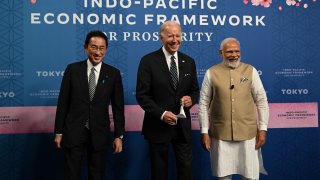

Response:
(180, 96), (192, 108)
(54, 134), (62, 149)
(113, 138), (123, 154)
(201, 134), (211, 151)
(163, 111), (177, 125)
(255, 130), (266, 149)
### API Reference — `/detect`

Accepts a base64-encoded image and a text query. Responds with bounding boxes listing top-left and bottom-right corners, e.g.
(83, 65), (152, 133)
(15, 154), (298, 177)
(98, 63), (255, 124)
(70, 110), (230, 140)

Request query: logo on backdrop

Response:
(0, 69), (22, 79)
(281, 89), (309, 95)
(28, 0), (268, 42)
(36, 71), (64, 77)
(0, 91), (15, 98)
(275, 68), (313, 77)
(29, 89), (60, 99)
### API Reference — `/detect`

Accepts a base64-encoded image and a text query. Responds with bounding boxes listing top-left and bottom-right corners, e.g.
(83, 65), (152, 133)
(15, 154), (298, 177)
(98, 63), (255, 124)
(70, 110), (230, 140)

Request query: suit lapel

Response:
(93, 63), (109, 101)
(156, 49), (176, 90)
(78, 61), (90, 101)
(177, 53), (185, 90)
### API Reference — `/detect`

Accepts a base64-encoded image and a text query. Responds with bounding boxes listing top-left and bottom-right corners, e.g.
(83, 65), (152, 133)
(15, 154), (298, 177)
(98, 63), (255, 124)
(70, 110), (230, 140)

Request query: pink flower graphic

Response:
(248, 0), (272, 8)
(260, 0), (272, 7)
(286, 0), (296, 6)
(243, 0), (317, 10)
(251, 0), (262, 6)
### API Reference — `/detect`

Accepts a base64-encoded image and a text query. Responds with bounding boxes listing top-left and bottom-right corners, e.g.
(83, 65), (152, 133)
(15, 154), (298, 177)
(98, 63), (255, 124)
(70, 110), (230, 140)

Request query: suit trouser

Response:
(64, 128), (107, 180)
(149, 126), (193, 180)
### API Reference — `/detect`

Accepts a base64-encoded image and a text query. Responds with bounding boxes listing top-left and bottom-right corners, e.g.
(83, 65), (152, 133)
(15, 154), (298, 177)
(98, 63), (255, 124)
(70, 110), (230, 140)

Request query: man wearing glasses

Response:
(54, 30), (125, 180)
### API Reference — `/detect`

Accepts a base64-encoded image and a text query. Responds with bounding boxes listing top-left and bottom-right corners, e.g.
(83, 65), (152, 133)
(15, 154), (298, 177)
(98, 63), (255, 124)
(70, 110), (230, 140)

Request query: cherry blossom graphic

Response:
(260, 0), (272, 7)
(246, 0), (272, 8)
(251, 0), (263, 6)
(243, 0), (317, 10)
(286, 0), (297, 6)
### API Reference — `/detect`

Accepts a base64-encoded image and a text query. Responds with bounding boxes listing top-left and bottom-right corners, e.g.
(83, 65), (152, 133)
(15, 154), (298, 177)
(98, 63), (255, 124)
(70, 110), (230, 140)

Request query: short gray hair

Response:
(160, 21), (181, 37)
(220, 37), (240, 50)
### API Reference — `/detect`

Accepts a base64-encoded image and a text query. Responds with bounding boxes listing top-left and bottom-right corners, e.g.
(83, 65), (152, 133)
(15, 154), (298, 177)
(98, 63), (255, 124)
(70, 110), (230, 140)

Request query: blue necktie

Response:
(170, 56), (178, 89)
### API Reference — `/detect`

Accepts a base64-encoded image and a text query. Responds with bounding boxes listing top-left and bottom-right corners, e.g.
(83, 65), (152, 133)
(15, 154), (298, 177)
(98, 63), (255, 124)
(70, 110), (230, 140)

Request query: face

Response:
(220, 40), (241, 68)
(160, 24), (182, 55)
(84, 37), (107, 66)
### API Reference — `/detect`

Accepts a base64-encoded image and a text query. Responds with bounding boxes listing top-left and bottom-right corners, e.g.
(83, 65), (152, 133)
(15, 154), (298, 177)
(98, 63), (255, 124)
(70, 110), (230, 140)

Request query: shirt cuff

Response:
(259, 125), (268, 131)
(161, 111), (167, 120)
(200, 128), (209, 134)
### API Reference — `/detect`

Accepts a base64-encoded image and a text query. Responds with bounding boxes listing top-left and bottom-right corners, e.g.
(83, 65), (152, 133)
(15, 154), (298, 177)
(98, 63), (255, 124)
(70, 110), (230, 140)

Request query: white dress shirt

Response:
(162, 46), (179, 78)
(160, 47), (179, 120)
(87, 59), (102, 84)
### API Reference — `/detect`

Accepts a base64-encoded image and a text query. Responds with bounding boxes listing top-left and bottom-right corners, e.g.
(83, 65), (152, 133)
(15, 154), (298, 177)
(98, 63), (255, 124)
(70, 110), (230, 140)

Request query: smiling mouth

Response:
(228, 58), (238, 62)
(93, 57), (101, 61)
(170, 44), (179, 48)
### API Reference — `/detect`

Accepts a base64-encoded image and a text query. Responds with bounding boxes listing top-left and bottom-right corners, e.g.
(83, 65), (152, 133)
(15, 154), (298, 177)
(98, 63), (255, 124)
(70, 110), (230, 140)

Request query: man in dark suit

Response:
(54, 30), (125, 180)
(136, 21), (199, 180)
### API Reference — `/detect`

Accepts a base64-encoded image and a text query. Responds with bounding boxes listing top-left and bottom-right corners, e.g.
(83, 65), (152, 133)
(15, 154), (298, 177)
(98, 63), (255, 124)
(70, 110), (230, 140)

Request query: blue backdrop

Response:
(0, 0), (319, 179)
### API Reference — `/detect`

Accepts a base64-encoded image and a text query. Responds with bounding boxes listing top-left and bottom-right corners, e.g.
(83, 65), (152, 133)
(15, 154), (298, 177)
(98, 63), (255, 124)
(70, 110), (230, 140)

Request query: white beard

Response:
(223, 57), (241, 68)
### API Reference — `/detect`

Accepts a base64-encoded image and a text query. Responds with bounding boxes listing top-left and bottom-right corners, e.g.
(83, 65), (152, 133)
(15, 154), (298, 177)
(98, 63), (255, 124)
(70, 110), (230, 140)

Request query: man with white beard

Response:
(198, 37), (269, 180)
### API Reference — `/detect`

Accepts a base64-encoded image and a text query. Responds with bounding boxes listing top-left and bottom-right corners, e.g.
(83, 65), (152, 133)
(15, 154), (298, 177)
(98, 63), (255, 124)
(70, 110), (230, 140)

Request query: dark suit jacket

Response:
(136, 48), (199, 143)
(54, 60), (125, 150)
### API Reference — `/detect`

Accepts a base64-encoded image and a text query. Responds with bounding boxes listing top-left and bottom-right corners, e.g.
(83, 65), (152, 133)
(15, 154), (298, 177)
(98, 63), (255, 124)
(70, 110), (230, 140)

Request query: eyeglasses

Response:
(89, 45), (106, 52)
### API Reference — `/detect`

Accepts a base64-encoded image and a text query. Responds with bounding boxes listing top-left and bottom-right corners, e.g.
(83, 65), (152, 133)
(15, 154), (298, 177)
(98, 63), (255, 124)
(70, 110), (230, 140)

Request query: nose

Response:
(95, 49), (105, 54)
(230, 51), (239, 57)
(172, 36), (177, 42)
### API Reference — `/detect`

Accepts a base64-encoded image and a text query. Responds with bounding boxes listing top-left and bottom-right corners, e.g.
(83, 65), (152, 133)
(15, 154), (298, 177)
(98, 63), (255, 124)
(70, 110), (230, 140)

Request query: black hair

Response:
(84, 30), (108, 47)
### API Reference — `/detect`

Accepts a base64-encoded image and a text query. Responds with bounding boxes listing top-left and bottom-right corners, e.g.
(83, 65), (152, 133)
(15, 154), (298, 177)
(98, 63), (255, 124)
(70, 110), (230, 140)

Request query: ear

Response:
(219, 50), (223, 56)
(160, 35), (164, 43)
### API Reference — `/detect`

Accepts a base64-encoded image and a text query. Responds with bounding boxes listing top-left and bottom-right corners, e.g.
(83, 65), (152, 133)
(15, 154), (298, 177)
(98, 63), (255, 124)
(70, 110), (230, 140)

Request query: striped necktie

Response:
(170, 55), (178, 89)
(88, 67), (96, 101)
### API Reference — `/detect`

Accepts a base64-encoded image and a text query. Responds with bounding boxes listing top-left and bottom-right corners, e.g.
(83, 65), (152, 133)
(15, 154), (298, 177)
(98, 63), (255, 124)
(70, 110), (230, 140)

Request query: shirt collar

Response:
(162, 46), (178, 60)
(87, 59), (102, 72)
